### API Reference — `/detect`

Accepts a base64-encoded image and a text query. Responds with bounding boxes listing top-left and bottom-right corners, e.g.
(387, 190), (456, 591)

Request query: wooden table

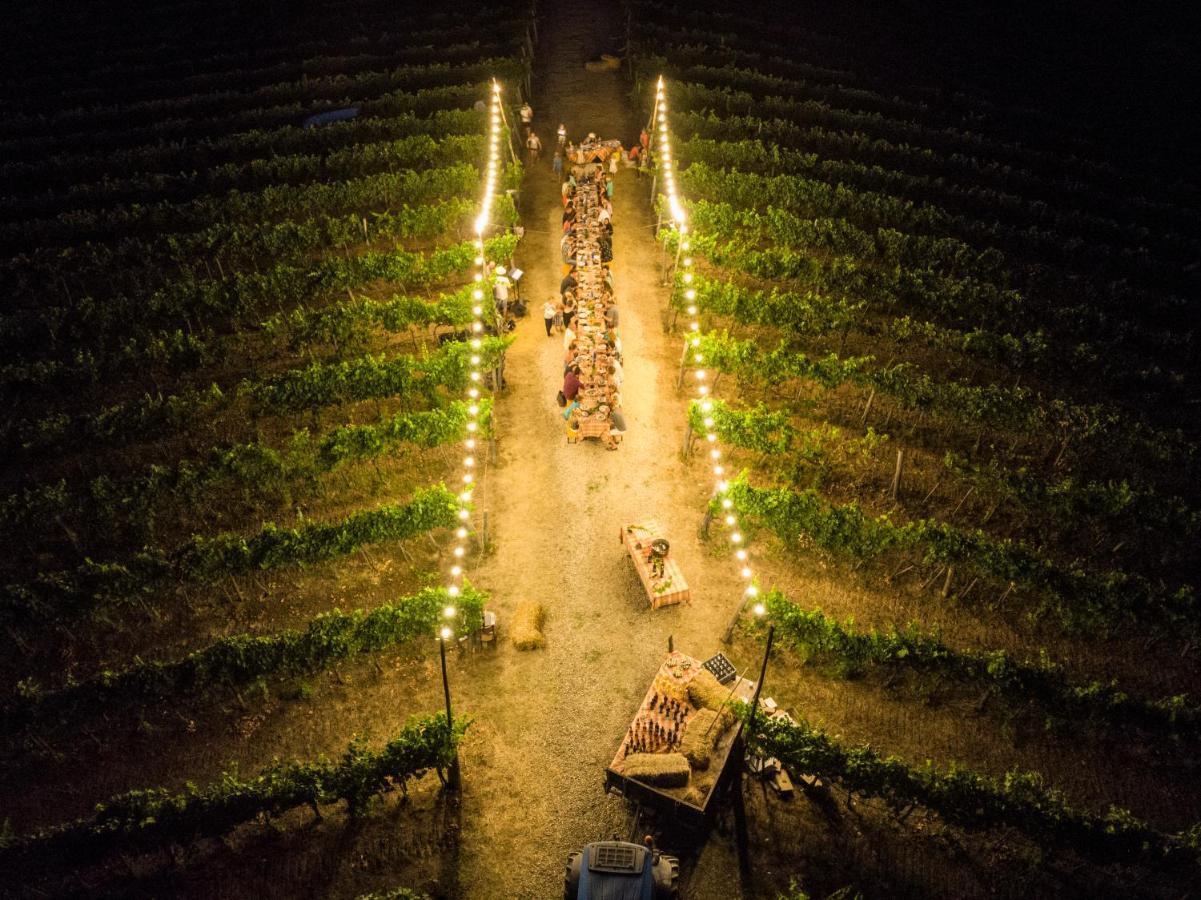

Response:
(620, 522), (691, 608)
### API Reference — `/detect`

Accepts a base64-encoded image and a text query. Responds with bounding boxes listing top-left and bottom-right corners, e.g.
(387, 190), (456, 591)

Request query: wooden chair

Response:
(480, 611), (498, 649)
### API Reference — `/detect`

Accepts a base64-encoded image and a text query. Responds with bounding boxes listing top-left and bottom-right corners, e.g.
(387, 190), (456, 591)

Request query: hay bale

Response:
(622, 752), (690, 788)
(511, 601), (546, 650)
(687, 668), (732, 712)
(677, 708), (732, 771)
(653, 674), (689, 705)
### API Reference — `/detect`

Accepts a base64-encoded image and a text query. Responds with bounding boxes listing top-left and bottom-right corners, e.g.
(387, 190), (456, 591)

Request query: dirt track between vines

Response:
(442, 2), (750, 895)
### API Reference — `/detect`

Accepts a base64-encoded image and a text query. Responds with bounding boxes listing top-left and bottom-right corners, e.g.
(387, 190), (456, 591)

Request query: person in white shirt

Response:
(493, 266), (512, 316)
(543, 299), (556, 337)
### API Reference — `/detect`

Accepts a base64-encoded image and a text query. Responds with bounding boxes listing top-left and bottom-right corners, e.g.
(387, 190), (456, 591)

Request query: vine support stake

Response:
(890, 448), (906, 501)
(951, 486), (975, 518)
(682, 422), (693, 459)
(699, 491), (718, 541)
(859, 388), (875, 427)
(940, 566), (955, 598)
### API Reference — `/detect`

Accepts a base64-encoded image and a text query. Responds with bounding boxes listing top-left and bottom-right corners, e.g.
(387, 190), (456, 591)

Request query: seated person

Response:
(560, 271), (577, 295)
(562, 365), (582, 403)
(608, 362), (623, 389)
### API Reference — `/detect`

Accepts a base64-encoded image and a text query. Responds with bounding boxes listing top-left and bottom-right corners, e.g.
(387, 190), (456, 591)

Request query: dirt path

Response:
(444, 2), (749, 896)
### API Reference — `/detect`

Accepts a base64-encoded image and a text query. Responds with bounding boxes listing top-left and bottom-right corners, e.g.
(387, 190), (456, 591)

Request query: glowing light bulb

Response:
(457, 509), (470, 521)
(753, 603), (766, 617)
(440, 626), (453, 640)
(453, 546), (465, 558)
(730, 532), (742, 543)
(745, 585), (759, 597)
(456, 527), (468, 539)
(724, 515), (735, 526)
(444, 605), (457, 618)
(741, 567), (752, 578)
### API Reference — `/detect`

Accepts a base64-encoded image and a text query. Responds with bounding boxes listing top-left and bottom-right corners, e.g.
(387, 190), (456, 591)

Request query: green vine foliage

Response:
(0, 714), (468, 864)
(178, 485), (461, 582)
(760, 590), (1201, 741)
(6, 585), (486, 726)
(264, 285), (477, 352)
(242, 335), (511, 417)
(722, 475), (1195, 632)
(0, 401), (489, 551)
(1, 485), (463, 624)
(748, 712), (1200, 868)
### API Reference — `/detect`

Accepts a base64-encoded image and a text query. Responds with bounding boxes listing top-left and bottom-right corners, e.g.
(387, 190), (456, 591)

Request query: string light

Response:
(443, 80), (506, 614)
(656, 75), (762, 621)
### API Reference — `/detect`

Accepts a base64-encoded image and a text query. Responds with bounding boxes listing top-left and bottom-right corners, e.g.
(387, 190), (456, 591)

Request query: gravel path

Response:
(446, 2), (749, 896)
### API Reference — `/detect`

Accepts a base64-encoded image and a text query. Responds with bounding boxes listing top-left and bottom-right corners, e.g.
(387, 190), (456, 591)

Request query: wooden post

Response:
(675, 339), (689, 390)
(890, 448), (906, 500)
(699, 491), (717, 540)
(940, 565), (954, 598)
(682, 422), (693, 458)
(859, 388), (876, 426)
(951, 486), (975, 518)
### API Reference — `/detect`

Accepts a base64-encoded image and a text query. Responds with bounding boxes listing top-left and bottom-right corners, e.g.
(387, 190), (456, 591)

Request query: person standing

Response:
(557, 122), (567, 149)
(543, 298), (556, 337)
(609, 151), (619, 176)
(520, 101), (533, 135)
(493, 266), (512, 316)
(526, 131), (542, 166)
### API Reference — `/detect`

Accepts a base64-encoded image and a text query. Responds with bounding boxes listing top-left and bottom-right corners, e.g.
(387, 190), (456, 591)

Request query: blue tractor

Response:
(563, 840), (680, 899)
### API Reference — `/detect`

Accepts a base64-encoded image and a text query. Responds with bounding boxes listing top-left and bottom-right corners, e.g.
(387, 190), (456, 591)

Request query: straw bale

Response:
(511, 601), (546, 650)
(687, 668), (732, 712)
(677, 707), (731, 771)
(621, 752), (690, 787)
(653, 673), (689, 705)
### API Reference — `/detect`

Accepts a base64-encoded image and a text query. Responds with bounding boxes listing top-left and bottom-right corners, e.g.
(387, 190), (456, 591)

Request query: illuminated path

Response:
(432, 0), (749, 896)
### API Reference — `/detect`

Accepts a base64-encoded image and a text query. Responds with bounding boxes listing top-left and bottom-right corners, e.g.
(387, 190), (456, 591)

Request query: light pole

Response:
(437, 605), (462, 791)
(748, 602), (774, 715)
(735, 602), (772, 875)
